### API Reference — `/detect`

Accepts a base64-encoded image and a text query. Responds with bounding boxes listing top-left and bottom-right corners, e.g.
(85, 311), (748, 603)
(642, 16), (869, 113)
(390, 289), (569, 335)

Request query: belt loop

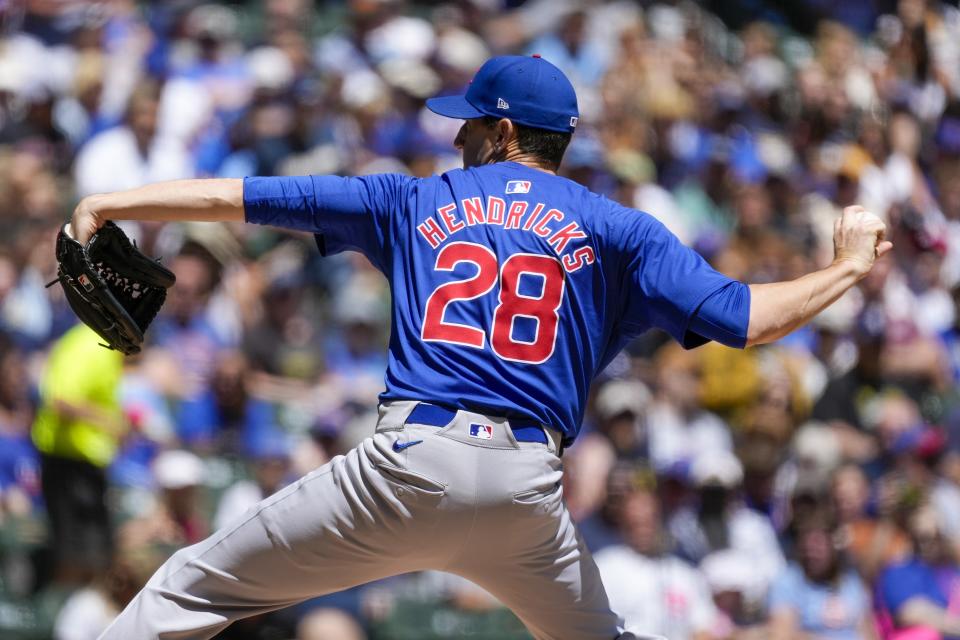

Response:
(377, 401), (420, 432)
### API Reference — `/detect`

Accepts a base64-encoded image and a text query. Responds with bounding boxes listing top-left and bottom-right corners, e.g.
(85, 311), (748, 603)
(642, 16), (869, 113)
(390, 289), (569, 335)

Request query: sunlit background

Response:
(2, 0), (960, 638)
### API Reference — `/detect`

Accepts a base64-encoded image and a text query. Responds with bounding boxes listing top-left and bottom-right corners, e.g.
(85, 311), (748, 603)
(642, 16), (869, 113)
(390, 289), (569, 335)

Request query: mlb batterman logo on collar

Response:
(426, 55), (580, 133)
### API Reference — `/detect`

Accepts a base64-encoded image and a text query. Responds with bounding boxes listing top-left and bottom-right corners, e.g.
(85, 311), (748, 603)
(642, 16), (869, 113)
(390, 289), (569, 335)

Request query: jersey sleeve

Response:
(620, 212), (748, 348)
(242, 173), (413, 270)
(690, 282), (751, 348)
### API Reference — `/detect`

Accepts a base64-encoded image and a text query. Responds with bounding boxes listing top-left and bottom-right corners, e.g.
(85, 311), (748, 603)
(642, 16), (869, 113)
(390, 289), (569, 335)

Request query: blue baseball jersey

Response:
(244, 162), (749, 442)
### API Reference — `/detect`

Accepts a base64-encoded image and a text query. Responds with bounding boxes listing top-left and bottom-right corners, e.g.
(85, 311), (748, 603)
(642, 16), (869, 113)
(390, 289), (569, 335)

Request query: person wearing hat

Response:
(700, 549), (766, 638)
(593, 378), (652, 459)
(70, 54), (889, 640)
(119, 449), (208, 553)
(667, 450), (785, 609)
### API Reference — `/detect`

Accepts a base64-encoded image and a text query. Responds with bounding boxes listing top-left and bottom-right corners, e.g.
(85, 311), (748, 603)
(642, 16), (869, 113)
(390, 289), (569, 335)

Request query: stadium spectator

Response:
(119, 449), (208, 570)
(562, 425), (617, 525)
(31, 324), (124, 585)
(876, 502), (960, 639)
(7, 0), (960, 636)
(176, 350), (276, 454)
(592, 378), (651, 460)
(243, 268), (325, 382)
(701, 549), (767, 639)
(73, 80), (192, 199)
(52, 555), (144, 640)
(831, 463), (911, 582)
(767, 509), (877, 639)
(213, 424), (292, 530)
(646, 344), (732, 473)
(578, 462), (654, 554)
(668, 449), (785, 606)
(595, 484), (717, 640)
(0, 335), (39, 517)
(152, 242), (233, 407)
(296, 607), (366, 640)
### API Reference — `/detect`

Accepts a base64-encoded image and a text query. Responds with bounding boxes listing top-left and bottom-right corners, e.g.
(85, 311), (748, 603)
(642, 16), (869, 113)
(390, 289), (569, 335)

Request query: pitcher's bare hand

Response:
(69, 196), (106, 245)
(833, 205), (893, 277)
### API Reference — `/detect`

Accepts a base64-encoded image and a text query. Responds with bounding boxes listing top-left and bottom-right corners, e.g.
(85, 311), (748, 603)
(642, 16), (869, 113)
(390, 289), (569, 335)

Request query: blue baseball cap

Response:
(426, 55), (579, 133)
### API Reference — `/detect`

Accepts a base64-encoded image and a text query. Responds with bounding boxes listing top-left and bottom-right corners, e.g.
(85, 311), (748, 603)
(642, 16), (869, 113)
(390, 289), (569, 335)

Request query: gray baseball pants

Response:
(97, 401), (657, 640)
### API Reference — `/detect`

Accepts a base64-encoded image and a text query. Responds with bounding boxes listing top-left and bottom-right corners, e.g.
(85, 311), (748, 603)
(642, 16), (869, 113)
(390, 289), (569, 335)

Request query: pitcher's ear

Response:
(497, 118), (516, 145)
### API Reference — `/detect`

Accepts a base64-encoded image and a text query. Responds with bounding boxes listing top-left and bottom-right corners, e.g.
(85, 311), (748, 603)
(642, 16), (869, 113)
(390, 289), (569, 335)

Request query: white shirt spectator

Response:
(213, 480), (263, 530)
(74, 126), (193, 197)
(634, 182), (690, 246)
(669, 505), (786, 605)
(595, 545), (717, 640)
(54, 587), (117, 640)
(882, 266), (954, 337)
(646, 401), (732, 473)
(932, 478), (960, 543)
(724, 507), (786, 602)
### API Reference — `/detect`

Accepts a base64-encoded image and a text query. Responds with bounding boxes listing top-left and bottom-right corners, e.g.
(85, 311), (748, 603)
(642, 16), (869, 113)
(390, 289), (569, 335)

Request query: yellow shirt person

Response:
(32, 324), (125, 468)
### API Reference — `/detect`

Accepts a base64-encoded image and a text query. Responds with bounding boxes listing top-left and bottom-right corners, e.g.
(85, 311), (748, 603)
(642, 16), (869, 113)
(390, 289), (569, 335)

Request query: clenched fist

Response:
(833, 205), (893, 277)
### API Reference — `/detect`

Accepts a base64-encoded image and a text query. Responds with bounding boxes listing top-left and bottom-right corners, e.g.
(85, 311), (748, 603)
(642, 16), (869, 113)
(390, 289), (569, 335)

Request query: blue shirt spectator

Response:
(0, 430), (42, 509)
(876, 505), (960, 640)
(769, 564), (871, 640)
(768, 515), (875, 640)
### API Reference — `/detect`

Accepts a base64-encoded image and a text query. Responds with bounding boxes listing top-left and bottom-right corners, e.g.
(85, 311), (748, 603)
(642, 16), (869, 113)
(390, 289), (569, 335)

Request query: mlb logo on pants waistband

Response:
(469, 423), (493, 440)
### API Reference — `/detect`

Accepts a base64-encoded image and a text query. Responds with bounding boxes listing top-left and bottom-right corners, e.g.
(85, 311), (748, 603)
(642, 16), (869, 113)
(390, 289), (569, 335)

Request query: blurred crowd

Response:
(5, 0), (960, 638)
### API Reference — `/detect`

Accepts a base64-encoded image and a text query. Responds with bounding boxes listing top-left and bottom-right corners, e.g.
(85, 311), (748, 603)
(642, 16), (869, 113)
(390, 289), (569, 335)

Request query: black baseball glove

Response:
(51, 221), (176, 355)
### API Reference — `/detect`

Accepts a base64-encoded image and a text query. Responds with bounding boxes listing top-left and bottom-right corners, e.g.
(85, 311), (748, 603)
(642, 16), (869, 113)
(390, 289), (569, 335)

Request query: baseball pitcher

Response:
(66, 56), (889, 640)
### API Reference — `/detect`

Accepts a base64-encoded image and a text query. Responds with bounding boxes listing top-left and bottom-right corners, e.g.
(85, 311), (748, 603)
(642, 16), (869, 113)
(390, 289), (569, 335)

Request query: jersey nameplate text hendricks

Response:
(415, 197), (596, 273)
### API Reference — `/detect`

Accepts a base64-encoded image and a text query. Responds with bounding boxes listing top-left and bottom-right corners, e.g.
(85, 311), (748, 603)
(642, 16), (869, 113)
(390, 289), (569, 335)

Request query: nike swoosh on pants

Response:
(392, 439), (423, 452)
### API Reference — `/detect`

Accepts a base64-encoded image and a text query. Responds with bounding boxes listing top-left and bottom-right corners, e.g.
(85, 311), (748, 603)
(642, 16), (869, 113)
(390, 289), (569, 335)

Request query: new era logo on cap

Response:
(505, 180), (531, 194)
(570, 116), (578, 128)
(469, 423), (493, 440)
(497, 97), (510, 110)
